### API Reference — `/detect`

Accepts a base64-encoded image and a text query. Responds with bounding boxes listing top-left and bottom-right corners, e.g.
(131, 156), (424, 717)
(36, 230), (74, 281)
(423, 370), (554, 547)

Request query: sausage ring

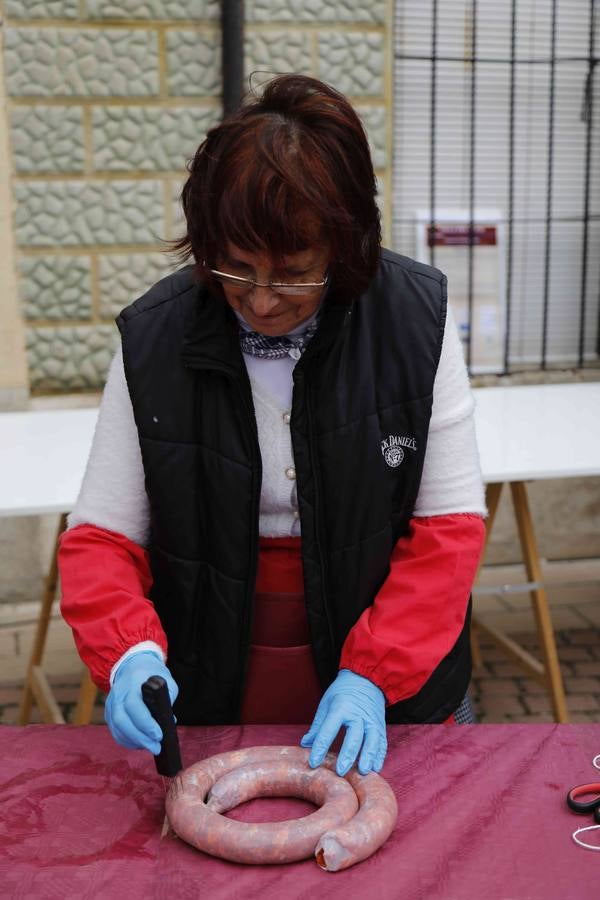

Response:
(165, 745), (398, 871)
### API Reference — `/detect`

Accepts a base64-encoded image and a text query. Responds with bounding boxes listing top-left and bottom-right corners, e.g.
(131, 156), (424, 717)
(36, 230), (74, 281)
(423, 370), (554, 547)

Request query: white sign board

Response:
(415, 209), (506, 373)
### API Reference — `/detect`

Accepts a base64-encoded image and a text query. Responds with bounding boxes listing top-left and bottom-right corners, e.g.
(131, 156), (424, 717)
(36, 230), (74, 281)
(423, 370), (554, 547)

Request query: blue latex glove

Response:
(300, 669), (387, 776)
(104, 651), (179, 755)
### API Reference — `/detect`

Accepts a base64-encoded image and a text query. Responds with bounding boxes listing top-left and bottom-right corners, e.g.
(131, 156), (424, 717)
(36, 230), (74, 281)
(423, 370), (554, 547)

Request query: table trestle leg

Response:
(471, 483), (503, 669)
(72, 668), (98, 725)
(472, 481), (569, 723)
(18, 513), (68, 725)
(29, 665), (66, 724)
(510, 481), (568, 723)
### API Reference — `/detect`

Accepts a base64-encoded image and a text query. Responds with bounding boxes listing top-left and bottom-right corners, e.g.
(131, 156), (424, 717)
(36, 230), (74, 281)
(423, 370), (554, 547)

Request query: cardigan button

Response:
(282, 411), (291, 424)
(285, 467), (296, 480)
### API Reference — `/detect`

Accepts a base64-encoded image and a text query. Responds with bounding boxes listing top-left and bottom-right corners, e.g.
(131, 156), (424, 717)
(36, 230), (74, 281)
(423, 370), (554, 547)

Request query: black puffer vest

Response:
(117, 248), (472, 725)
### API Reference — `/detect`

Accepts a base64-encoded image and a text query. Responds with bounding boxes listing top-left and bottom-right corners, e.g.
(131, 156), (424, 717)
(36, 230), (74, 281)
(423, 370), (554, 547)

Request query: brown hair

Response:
(172, 74), (381, 302)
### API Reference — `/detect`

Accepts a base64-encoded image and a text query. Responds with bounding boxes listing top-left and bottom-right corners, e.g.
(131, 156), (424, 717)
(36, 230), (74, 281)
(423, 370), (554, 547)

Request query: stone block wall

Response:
(1, 0), (391, 394)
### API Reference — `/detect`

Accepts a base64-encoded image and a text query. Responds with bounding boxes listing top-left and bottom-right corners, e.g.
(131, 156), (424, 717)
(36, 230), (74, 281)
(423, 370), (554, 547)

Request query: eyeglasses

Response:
(207, 267), (328, 297)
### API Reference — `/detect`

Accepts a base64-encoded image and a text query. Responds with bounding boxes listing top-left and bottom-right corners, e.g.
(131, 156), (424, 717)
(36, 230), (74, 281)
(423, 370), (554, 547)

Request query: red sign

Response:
(427, 224), (497, 247)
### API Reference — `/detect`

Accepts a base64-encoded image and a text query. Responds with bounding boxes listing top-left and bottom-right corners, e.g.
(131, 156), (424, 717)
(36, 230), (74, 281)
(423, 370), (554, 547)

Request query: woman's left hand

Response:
(300, 669), (387, 776)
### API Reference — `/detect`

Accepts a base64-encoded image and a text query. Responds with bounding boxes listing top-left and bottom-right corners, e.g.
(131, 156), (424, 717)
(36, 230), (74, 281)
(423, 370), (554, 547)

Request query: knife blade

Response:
(141, 675), (183, 837)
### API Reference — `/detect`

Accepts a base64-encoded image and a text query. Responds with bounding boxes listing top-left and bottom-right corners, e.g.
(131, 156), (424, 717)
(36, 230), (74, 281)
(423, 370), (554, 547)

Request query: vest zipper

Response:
(184, 355), (261, 720)
(233, 371), (262, 721)
(304, 373), (336, 679)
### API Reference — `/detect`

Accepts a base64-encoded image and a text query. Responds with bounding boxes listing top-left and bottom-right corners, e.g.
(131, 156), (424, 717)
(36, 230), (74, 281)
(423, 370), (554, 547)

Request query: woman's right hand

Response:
(104, 651), (179, 754)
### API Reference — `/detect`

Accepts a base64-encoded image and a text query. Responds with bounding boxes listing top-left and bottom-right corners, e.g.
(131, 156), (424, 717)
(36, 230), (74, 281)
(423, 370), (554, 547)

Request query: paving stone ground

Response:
(2, 628), (599, 726)
(471, 628), (600, 723)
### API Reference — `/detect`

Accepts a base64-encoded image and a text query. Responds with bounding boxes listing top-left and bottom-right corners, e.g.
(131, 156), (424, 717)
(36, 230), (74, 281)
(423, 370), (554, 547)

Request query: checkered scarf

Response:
(239, 317), (319, 360)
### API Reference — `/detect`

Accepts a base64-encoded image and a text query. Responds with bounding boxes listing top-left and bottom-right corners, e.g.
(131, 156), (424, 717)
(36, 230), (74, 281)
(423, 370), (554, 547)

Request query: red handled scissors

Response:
(567, 783), (600, 824)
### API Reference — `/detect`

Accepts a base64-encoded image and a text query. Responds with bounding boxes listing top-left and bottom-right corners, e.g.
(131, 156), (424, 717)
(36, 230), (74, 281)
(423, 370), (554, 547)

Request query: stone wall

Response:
(0, 15), (28, 409)
(1, 0), (391, 395)
(0, 1), (390, 608)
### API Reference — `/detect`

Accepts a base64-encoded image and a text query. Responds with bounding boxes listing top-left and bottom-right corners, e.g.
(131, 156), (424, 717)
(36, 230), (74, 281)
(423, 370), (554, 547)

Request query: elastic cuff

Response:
(109, 641), (166, 686)
(339, 663), (389, 704)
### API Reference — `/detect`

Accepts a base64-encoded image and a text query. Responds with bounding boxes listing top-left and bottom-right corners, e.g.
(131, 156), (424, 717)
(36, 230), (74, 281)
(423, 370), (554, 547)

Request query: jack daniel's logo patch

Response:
(381, 434), (417, 468)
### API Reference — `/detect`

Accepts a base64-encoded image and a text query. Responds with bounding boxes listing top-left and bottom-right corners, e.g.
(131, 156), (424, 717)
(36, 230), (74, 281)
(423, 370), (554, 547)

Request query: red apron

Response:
(240, 537), (322, 725)
(239, 537), (459, 725)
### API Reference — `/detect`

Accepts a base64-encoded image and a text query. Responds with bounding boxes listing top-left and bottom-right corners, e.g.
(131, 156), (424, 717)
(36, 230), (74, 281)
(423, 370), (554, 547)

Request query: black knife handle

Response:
(141, 676), (182, 777)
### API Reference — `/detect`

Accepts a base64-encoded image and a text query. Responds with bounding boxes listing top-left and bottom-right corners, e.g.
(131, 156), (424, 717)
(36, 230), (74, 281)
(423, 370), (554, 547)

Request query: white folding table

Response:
(2, 382), (599, 725)
(0, 408), (99, 724)
(472, 381), (600, 723)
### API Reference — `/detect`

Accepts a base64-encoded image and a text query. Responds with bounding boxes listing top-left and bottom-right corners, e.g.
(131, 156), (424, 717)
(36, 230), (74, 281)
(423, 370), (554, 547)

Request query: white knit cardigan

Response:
(69, 303), (486, 545)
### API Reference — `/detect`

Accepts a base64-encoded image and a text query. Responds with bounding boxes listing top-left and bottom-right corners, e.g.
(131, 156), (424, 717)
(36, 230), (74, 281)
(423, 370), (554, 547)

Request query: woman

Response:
(58, 74), (486, 778)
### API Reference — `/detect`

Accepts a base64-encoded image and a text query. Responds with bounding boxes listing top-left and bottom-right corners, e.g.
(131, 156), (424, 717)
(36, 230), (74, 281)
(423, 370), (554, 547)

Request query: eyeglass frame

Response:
(205, 265), (329, 297)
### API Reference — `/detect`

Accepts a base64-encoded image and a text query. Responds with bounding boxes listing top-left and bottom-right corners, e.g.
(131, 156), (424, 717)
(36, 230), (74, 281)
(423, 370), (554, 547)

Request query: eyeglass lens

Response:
(212, 272), (323, 296)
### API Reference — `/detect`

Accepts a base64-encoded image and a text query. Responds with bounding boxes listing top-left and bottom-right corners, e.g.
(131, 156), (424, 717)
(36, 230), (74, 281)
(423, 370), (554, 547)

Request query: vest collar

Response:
(180, 279), (351, 377)
(181, 284), (245, 378)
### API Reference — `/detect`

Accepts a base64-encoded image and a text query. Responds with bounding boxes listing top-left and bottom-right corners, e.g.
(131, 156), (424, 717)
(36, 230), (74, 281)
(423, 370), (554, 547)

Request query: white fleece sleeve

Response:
(67, 345), (151, 546)
(413, 304), (487, 517)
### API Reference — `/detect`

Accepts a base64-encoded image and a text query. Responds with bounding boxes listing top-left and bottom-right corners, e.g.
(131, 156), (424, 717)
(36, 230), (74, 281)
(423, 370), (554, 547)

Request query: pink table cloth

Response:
(1, 723), (598, 899)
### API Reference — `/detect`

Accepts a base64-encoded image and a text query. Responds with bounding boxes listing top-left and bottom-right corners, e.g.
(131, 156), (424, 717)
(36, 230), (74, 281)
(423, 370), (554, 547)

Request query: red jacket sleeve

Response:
(339, 513), (486, 705)
(58, 524), (168, 693)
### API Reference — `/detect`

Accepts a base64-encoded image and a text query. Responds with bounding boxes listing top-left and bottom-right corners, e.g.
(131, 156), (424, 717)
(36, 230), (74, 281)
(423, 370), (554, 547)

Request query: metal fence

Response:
(393, 0), (599, 374)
